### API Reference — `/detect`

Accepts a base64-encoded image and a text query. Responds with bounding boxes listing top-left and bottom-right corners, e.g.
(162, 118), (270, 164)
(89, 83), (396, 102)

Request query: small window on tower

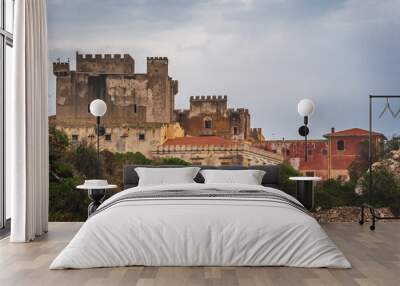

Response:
(204, 119), (212, 129)
(134, 104), (137, 113)
(233, 127), (239, 135)
(139, 133), (145, 141)
(105, 134), (112, 141)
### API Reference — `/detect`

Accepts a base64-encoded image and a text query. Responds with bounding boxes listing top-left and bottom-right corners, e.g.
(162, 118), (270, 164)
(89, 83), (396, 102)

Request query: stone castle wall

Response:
(57, 122), (184, 157)
(174, 95), (259, 141)
(153, 143), (283, 166)
(54, 53), (178, 128)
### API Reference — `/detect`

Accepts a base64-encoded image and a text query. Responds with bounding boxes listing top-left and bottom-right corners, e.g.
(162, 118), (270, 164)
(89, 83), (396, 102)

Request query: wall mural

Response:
(47, 1), (400, 222)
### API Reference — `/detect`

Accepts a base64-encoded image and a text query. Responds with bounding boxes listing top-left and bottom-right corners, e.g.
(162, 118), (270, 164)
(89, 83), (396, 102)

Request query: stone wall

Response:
(153, 143), (283, 166)
(57, 123), (184, 157)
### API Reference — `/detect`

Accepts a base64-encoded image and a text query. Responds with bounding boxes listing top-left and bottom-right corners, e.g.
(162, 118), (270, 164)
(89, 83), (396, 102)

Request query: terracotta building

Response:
(324, 128), (385, 180)
(260, 128), (385, 180)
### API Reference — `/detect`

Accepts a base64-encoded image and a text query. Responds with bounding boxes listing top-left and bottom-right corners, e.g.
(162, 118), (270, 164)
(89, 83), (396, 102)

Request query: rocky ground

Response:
(313, 207), (397, 223)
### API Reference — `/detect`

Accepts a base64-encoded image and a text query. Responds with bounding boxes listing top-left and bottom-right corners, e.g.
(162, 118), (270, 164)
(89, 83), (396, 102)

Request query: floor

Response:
(0, 222), (399, 286)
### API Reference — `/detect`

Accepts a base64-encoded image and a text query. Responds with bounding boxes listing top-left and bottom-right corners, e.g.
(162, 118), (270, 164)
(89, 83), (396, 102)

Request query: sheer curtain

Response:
(7, 0), (49, 242)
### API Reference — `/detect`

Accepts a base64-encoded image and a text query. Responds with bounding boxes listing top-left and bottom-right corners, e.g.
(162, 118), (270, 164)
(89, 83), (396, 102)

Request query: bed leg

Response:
(369, 207), (376, 231)
(359, 204), (365, 225)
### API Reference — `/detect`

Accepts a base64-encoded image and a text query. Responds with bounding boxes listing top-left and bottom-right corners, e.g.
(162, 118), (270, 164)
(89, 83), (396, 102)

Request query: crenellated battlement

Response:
(190, 95), (228, 102)
(76, 51), (135, 74)
(77, 53), (134, 62)
(53, 62), (70, 76)
(228, 108), (249, 114)
(147, 57), (168, 61)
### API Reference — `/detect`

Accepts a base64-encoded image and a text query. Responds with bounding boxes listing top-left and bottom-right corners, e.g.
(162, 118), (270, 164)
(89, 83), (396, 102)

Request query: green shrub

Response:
(359, 169), (400, 213)
(278, 163), (300, 197)
(314, 179), (358, 209)
(314, 189), (342, 209)
(159, 157), (190, 166)
(49, 177), (89, 221)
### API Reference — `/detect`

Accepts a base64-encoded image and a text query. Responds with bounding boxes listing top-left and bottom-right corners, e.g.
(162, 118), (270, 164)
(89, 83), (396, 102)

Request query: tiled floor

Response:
(0, 222), (399, 286)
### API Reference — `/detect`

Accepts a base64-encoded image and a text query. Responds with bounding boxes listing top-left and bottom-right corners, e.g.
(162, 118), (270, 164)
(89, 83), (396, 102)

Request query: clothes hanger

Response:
(394, 105), (400, 119)
(378, 98), (396, 118)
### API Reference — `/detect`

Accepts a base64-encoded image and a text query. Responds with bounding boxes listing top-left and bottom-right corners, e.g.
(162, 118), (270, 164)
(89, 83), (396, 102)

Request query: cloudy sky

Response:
(47, 0), (400, 139)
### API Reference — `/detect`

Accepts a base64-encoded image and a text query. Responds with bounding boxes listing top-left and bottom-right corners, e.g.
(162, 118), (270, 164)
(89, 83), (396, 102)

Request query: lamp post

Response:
(297, 99), (315, 162)
(89, 99), (107, 167)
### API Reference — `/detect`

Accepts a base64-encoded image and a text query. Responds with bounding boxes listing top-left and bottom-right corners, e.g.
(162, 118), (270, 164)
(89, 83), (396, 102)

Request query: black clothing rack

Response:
(359, 95), (400, 230)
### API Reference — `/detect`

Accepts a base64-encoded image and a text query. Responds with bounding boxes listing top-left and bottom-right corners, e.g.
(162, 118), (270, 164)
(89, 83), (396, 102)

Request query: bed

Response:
(50, 165), (351, 269)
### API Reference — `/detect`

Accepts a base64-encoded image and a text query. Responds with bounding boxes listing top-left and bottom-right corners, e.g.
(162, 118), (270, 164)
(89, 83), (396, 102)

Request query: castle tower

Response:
(53, 62), (70, 77)
(147, 57), (168, 77)
(146, 57), (176, 123)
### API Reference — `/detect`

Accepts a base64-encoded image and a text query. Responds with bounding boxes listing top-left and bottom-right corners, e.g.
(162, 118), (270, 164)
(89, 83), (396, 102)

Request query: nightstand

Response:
(77, 180), (118, 216)
(289, 177), (321, 210)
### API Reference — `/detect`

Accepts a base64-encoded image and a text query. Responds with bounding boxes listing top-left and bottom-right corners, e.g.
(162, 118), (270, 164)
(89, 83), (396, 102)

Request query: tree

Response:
(49, 126), (69, 163)
(49, 127), (74, 181)
(69, 141), (103, 179)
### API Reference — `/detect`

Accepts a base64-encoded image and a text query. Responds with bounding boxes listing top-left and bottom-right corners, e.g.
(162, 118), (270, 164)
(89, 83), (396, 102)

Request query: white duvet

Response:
(50, 183), (351, 269)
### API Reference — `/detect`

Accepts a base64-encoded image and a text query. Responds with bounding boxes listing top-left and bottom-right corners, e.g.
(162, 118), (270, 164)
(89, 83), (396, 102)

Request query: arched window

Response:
(337, 140), (345, 151)
(233, 126), (239, 135)
(204, 118), (212, 129)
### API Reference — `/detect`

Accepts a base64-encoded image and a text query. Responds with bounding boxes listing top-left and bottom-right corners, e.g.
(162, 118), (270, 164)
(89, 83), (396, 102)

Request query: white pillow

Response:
(200, 169), (266, 185)
(135, 167), (200, 186)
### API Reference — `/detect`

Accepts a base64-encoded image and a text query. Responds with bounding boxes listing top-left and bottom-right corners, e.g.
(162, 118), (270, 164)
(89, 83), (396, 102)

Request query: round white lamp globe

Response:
(89, 99), (107, 117)
(297, 99), (315, 117)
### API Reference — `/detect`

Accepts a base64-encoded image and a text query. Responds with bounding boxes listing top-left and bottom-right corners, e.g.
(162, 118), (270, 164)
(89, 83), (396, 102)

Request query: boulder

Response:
(372, 150), (400, 184)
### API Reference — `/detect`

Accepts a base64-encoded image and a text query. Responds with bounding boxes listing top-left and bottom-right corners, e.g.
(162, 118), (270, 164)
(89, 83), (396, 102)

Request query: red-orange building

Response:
(259, 128), (385, 180)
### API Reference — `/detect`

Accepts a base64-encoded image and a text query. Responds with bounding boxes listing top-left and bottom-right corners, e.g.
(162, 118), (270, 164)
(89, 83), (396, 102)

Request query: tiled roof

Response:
(162, 136), (235, 146)
(324, 128), (384, 138)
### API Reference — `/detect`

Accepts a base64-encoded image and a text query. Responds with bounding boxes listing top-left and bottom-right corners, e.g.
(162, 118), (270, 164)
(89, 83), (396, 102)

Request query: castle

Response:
(52, 52), (281, 166)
